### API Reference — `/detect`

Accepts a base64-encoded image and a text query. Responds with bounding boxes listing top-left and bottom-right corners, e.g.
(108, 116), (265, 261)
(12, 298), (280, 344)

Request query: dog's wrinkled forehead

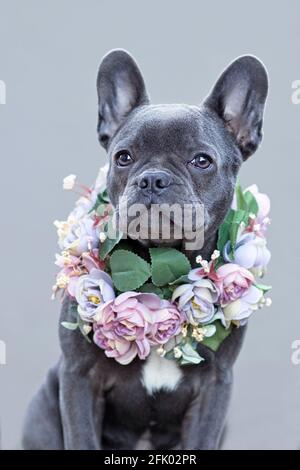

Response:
(111, 104), (214, 152)
(113, 104), (201, 148)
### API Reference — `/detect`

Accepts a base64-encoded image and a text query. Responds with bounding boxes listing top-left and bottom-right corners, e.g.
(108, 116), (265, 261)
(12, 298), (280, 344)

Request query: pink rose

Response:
(93, 292), (185, 364)
(93, 292), (160, 365)
(149, 300), (185, 345)
(215, 263), (254, 306)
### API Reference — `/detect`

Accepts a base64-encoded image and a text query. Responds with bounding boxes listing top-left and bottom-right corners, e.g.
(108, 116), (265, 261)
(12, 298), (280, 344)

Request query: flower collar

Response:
(53, 167), (271, 366)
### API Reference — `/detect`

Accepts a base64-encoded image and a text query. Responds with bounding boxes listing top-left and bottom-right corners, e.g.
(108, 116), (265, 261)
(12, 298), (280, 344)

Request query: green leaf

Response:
(99, 219), (123, 260)
(202, 321), (231, 352)
(236, 182), (248, 211)
(111, 240), (136, 253)
(99, 188), (110, 203)
(137, 283), (173, 300)
(217, 183), (258, 262)
(229, 209), (248, 249)
(161, 286), (174, 300)
(61, 321), (78, 331)
(164, 350), (176, 361)
(203, 324), (216, 338)
(150, 247), (191, 287)
(217, 209), (235, 254)
(180, 341), (204, 365)
(95, 204), (107, 216)
(168, 274), (190, 285)
(109, 249), (151, 292)
(244, 190), (259, 216)
(138, 283), (164, 296)
(254, 283), (272, 293)
(217, 207), (249, 262)
(95, 189), (110, 205)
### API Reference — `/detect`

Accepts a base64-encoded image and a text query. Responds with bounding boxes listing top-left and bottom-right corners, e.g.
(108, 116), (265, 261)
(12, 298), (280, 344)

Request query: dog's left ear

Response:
(204, 55), (268, 159)
(97, 49), (149, 149)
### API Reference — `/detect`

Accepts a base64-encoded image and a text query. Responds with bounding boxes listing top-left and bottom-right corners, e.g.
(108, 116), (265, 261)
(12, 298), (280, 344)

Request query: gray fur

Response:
(23, 50), (268, 449)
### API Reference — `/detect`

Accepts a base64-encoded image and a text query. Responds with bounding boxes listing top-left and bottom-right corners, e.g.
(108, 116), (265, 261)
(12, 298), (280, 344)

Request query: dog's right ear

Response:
(97, 49), (149, 149)
(203, 55), (268, 160)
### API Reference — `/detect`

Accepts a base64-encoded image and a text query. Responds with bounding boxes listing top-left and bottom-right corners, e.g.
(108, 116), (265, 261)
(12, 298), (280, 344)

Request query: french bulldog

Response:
(22, 49), (268, 450)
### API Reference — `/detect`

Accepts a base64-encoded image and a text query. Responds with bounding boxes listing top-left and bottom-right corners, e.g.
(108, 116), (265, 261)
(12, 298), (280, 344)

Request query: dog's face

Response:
(96, 50), (268, 250)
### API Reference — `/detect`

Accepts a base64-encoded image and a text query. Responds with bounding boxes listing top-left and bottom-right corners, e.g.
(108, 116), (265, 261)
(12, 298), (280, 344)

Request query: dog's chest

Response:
(141, 351), (183, 394)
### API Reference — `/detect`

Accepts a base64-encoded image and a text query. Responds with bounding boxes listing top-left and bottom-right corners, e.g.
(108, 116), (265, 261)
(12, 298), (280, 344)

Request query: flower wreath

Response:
(53, 166), (271, 366)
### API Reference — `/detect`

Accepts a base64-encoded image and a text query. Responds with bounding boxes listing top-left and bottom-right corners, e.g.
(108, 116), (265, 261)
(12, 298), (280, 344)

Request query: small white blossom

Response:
(211, 250), (220, 260)
(56, 272), (69, 289)
(200, 259), (209, 273)
(82, 324), (92, 335)
(99, 232), (107, 243)
(63, 174), (77, 190)
(173, 347), (182, 359)
(157, 346), (166, 357)
(265, 297), (272, 307)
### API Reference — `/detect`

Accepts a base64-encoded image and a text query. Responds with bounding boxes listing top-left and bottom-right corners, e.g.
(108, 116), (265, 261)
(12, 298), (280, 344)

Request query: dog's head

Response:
(96, 50), (268, 253)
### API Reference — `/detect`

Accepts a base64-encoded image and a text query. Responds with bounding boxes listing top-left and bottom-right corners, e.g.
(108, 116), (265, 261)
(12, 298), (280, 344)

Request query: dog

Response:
(22, 49), (268, 450)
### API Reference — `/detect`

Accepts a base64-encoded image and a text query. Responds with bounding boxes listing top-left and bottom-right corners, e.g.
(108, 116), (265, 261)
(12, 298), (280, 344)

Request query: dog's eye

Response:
(190, 153), (213, 169)
(115, 151), (133, 167)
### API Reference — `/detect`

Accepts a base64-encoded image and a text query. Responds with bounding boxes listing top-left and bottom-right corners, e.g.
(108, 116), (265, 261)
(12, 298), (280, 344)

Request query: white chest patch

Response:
(141, 351), (183, 395)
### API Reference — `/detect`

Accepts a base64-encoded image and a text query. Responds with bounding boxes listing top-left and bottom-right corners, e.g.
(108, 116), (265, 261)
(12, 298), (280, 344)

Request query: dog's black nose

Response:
(137, 171), (171, 194)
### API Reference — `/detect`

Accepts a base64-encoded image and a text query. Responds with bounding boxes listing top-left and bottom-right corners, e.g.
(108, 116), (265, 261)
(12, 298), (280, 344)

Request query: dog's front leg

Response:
(59, 362), (103, 450)
(181, 365), (232, 450)
(181, 326), (247, 449)
(59, 298), (104, 450)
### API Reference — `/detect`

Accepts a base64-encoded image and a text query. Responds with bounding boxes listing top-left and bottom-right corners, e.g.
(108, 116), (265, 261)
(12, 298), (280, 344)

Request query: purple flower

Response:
(93, 292), (157, 365)
(172, 272), (219, 325)
(223, 233), (271, 274)
(75, 268), (115, 321)
(148, 300), (185, 345)
(62, 216), (99, 256)
(215, 263), (254, 306)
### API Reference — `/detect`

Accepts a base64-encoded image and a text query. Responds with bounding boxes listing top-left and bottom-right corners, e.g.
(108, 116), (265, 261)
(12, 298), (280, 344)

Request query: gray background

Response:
(0, 0), (300, 450)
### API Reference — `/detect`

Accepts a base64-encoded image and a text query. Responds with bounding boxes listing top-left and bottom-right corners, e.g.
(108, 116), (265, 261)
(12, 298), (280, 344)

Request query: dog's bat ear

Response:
(203, 56), (268, 159)
(96, 49), (149, 149)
